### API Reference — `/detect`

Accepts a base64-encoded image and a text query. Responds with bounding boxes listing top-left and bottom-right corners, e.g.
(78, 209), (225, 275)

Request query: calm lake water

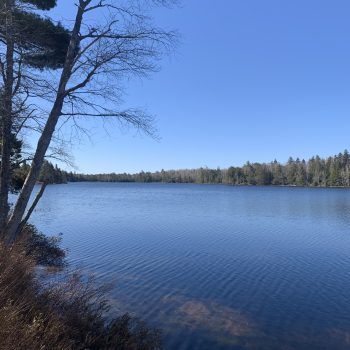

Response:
(29, 182), (350, 349)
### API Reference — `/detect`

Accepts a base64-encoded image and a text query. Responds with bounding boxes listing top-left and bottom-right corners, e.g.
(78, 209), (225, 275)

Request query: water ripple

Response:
(29, 183), (350, 350)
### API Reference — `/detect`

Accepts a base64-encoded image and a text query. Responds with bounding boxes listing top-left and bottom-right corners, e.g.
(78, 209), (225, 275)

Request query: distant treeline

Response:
(62, 150), (350, 187)
(14, 150), (350, 187)
(14, 161), (68, 186)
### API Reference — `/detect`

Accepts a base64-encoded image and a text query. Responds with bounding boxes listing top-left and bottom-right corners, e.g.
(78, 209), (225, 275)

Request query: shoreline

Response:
(49, 181), (350, 190)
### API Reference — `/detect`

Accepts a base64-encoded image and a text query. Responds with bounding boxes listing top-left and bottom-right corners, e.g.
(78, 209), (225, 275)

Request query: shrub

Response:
(0, 241), (162, 350)
(20, 224), (66, 268)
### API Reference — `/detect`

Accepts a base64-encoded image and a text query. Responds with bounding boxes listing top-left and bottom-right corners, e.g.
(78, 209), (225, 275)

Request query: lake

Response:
(29, 182), (350, 349)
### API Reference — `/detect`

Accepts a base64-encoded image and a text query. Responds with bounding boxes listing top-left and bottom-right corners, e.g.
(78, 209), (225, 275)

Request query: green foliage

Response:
(39, 160), (67, 184)
(11, 162), (29, 192)
(0, 1), (71, 70)
(10, 159), (68, 193)
(13, 10), (71, 69)
(0, 133), (25, 192)
(20, 0), (57, 11)
(63, 150), (350, 188)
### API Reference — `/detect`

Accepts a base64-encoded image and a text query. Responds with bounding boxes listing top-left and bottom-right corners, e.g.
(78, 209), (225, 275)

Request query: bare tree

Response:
(1, 0), (176, 244)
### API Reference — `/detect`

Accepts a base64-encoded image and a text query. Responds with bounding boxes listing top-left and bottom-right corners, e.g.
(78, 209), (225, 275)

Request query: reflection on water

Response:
(29, 183), (350, 349)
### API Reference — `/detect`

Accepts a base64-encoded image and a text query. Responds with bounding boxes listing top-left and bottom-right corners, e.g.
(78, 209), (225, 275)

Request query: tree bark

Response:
(0, 0), (14, 232)
(4, 1), (87, 244)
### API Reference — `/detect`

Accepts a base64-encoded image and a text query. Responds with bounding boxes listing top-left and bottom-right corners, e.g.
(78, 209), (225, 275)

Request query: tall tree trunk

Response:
(0, 0), (14, 232)
(4, 1), (87, 244)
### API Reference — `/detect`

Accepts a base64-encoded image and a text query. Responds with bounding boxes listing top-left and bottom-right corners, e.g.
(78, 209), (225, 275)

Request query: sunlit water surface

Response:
(27, 182), (350, 349)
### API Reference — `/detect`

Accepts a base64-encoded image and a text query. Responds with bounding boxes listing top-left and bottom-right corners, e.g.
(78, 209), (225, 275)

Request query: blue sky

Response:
(47, 0), (350, 173)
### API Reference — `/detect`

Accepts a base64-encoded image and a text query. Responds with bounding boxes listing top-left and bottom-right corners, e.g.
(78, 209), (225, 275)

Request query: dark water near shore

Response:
(29, 182), (350, 349)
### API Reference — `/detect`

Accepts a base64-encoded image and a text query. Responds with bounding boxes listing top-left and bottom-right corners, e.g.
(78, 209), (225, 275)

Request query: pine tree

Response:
(1, 0), (71, 69)
(0, 0), (71, 231)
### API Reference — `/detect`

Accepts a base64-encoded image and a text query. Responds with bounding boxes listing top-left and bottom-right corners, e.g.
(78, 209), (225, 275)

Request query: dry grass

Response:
(0, 240), (161, 350)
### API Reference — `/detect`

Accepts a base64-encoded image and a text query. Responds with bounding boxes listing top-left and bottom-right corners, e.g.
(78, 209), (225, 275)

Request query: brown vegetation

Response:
(0, 234), (161, 350)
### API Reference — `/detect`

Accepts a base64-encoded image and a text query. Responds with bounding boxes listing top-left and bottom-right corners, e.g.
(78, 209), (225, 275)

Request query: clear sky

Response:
(46, 0), (350, 173)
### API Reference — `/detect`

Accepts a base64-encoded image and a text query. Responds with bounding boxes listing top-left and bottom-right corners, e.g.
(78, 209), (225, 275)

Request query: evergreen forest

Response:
(34, 150), (350, 188)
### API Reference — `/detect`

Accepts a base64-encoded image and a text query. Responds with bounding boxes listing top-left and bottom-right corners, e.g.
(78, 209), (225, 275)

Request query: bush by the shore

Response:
(0, 228), (162, 350)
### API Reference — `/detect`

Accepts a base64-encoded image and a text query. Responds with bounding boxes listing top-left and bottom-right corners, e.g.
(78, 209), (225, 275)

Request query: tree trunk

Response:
(4, 2), (86, 244)
(0, 0), (14, 232)
(18, 182), (47, 233)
